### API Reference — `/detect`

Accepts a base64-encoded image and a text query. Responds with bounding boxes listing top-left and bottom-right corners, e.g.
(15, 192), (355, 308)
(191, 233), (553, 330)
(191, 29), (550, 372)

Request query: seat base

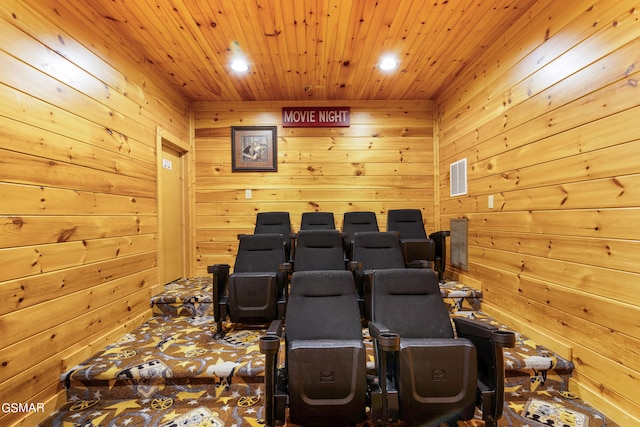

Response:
(287, 340), (367, 426)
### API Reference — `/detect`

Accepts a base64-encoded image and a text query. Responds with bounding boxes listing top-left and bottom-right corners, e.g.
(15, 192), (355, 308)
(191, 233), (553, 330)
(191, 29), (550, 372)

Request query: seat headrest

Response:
(301, 212), (335, 225)
(388, 209), (423, 222)
(296, 229), (342, 248)
(354, 231), (399, 248)
(372, 268), (440, 296)
(290, 271), (356, 297)
(345, 211), (376, 220)
(370, 268), (453, 339)
(239, 233), (284, 250)
(256, 212), (290, 225)
(262, 220), (287, 226)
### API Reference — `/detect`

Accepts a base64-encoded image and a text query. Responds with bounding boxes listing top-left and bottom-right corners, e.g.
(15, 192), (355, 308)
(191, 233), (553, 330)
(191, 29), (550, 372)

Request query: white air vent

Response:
(450, 158), (467, 197)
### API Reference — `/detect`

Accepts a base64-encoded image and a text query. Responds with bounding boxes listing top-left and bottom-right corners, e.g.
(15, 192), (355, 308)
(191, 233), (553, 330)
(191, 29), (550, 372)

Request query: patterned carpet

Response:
(46, 315), (268, 427)
(39, 277), (619, 427)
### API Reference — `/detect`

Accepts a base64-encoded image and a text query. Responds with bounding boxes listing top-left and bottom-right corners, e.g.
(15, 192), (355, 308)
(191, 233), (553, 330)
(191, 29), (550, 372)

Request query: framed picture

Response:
(231, 126), (278, 172)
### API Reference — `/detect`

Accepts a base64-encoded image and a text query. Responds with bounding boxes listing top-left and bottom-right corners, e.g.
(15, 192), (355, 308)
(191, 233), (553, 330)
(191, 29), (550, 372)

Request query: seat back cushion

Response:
(387, 209), (428, 240)
(285, 270), (367, 425)
(286, 270), (362, 341)
(352, 231), (405, 270)
(343, 211), (379, 234)
(234, 233), (285, 273)
(300, 212), (336, 230)
(370, 268), (453, 339)
(294, 230), (346, 271)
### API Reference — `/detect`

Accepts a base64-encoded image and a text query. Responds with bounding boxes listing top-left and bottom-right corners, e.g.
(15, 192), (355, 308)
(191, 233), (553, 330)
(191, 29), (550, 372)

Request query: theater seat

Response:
(208, 233), (290, 337)
(386, 209), (450, 281)
(351, 231), (427, 318)
(300, 211), (336, 230)
(342, 211), (379, 259)
(368, 268), (515, 426)
(254, 211), (292, 261)
(260, 270), (367, 426)
(292, 229), (347, 271)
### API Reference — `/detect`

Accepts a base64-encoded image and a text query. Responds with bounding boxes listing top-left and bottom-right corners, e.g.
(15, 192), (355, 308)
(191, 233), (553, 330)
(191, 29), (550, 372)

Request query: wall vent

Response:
(450, 218), (468, 270)
(450, 158), (467, 197)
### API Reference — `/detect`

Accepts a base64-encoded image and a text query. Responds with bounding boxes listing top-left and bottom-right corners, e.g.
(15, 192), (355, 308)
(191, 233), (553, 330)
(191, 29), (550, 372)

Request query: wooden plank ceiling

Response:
(66, 0), (538, 102)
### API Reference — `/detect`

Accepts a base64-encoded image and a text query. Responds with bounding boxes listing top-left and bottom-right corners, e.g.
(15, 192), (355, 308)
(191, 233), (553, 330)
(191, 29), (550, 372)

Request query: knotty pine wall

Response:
(0, 2), (190, 426)
(437, 0), (640, 423)
(1, 0), (637, 425)
(193, 100), (436, 272)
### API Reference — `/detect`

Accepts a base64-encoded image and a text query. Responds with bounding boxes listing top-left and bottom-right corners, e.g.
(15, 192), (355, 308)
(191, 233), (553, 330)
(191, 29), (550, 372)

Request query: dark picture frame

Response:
(231, 126), (278, 172)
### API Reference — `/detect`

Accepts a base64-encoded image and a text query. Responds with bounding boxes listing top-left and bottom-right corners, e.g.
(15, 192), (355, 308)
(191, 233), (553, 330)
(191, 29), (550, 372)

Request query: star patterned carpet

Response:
(38, 277), (619, 427)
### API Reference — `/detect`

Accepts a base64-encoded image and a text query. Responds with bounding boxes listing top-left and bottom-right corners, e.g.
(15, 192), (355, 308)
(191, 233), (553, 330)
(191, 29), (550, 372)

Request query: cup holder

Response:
(378, 332), (400, 352)
(259, 335), (280, 354)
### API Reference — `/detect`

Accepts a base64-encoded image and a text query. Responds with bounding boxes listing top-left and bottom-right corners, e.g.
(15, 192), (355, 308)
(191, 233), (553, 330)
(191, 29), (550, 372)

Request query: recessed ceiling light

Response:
(379, 56), (397, 71)
(231, 59), (248, 72)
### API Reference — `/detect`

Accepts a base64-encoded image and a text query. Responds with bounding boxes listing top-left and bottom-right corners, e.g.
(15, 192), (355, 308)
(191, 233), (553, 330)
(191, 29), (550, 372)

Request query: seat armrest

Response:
(278, 263), (291, 303)
(348, 260), (362, 271)
(289, 233), (299, 260)
(208, 264), (230, 300)
(369, 321), (391, 340)
(399, 238), (436, 264)
(429, 230), (450, 239)
(490, 328), (517, 348)
(428, 231), (450, 282)
(454, 316), (515, 423)
(209, 264), (230, 338)
(453, 317), (516, 348)
(207, 263), (230, 274)
(407, 260), (430, 268)
(266, 319), (283, 337)
(279, 262), (292, 273)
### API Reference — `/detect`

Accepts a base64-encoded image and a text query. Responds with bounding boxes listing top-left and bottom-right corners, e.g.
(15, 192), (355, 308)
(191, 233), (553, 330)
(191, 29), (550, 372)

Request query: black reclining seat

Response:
(254, 211), (293, 261)
(351, 231), (406, 273)
(262, 270), (367, 426)
(386, 209), (450, 281)
(342, 211), (379, 259)
(351, 231), (426, 318)
(293, 229), (347, 271)
(368, 268), (515, 426)
(290, 212), (337, 260)
(223, 233), (290, 330)
(300, 211), (336, 230)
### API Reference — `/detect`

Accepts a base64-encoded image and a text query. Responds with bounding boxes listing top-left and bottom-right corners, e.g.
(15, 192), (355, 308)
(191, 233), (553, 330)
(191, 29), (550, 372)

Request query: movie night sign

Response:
(282, 106), (350, 127)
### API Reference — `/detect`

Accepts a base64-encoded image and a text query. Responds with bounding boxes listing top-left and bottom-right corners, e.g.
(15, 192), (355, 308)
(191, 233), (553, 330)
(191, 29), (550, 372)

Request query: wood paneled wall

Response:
(193, 100), (435, 272)
(0, 1), (190, 425)
(436, 0), (640, 423)
(2, 0), (637, 425)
